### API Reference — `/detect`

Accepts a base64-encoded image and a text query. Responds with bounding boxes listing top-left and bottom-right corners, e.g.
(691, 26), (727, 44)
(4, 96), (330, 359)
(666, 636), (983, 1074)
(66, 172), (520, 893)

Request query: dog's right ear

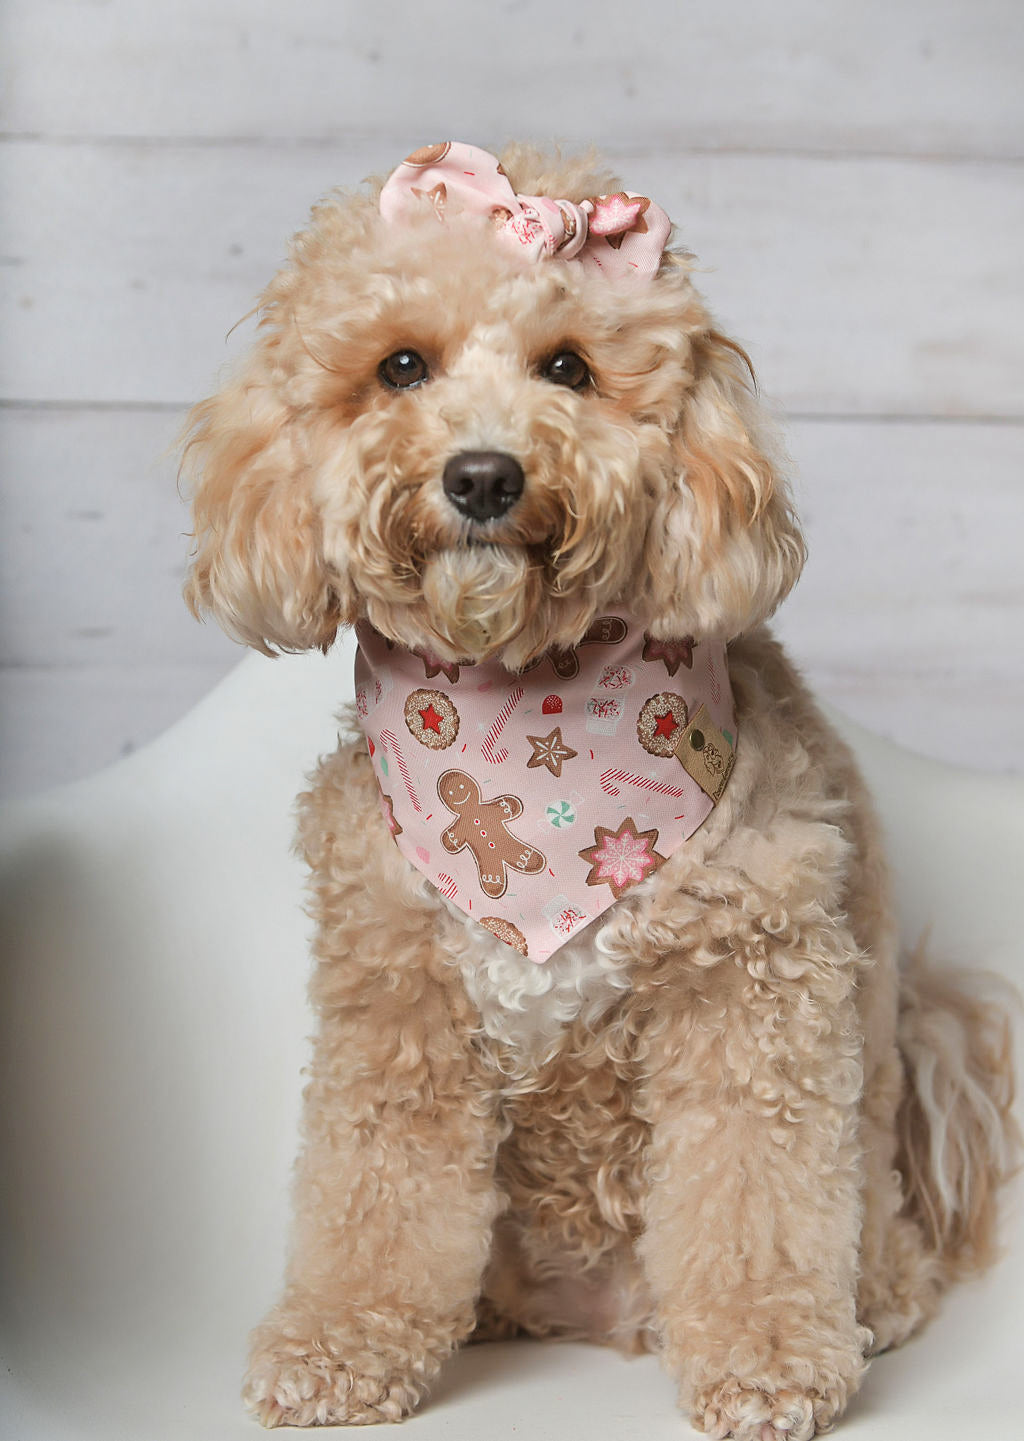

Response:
(181, 328), (348, 655)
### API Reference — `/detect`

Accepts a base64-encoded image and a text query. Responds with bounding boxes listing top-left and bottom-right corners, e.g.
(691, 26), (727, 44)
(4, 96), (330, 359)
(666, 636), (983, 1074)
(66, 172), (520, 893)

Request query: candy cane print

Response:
(380, 728), (422, 813)
(437, 873), (458, 900)
(600, 768), (687, 799)
(481, 685), (524, 765)
(707, 650), (722, 705)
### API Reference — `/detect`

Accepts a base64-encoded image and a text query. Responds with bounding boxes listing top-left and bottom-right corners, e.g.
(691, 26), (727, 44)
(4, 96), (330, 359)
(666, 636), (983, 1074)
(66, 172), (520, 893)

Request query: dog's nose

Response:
(442, 451), (525, 523)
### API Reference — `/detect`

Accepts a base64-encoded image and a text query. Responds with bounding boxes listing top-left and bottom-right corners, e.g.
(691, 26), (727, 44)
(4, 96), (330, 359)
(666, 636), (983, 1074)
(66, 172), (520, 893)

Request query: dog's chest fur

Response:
(443, 893), (639, 1070)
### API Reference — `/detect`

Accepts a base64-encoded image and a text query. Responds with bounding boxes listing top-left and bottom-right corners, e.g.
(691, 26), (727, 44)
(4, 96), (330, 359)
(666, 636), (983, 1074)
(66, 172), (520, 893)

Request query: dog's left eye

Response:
(379, 350), (429, 390)
(540, 351), (592, 392)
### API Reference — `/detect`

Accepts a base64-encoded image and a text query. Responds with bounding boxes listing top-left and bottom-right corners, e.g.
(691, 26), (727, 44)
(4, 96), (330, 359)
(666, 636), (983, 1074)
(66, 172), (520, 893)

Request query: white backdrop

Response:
(1, 0), (1022, 798)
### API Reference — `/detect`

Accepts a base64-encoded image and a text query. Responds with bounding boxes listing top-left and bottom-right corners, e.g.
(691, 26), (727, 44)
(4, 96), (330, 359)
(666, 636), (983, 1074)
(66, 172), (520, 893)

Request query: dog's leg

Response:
(243, 958), (502, 1428)
(856, 1093), (942, 1354)
(636, 929), (871, 1441)
(853, 975), (942, 1354)
(858, 952), (1018, 1352)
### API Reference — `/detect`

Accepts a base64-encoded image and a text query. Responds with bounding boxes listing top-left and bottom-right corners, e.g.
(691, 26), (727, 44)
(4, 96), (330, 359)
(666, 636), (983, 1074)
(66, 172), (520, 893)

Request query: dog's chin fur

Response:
(373, 543), (641, 668)
(182, 144), (1018, 1439)
(409, 547), (544, 665)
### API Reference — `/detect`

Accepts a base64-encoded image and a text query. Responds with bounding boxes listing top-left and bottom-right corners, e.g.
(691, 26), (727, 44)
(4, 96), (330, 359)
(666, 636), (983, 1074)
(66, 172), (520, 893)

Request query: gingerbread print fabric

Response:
(355, 616), (737, 963)
(378, 141), (672, 283)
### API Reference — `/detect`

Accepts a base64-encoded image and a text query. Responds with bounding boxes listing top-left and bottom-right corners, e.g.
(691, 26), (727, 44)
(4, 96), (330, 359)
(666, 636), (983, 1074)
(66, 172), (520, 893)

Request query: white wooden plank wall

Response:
(1, 0), (1022, 799)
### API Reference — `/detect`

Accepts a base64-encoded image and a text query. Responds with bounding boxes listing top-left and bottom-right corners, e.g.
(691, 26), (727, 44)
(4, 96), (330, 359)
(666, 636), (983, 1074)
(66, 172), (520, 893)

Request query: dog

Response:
(181, 142), (1017, 1438)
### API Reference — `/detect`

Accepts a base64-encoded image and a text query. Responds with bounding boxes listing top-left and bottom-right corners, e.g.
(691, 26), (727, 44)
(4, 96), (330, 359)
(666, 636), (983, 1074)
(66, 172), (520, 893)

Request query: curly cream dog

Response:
(182, 143), (1017, 1439)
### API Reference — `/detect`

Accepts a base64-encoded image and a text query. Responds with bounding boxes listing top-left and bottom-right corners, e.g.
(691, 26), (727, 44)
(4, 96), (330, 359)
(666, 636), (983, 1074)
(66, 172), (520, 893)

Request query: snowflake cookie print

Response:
(579, 818), (667, 898)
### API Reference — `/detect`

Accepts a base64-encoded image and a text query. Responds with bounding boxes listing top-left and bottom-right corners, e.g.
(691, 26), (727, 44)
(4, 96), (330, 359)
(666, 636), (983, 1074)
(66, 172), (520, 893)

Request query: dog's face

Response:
(183, 147), (805, 668)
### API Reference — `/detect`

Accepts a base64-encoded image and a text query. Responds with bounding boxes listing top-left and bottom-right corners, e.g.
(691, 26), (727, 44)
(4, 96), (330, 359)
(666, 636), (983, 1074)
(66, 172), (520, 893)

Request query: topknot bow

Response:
(379, 141), (671, 282)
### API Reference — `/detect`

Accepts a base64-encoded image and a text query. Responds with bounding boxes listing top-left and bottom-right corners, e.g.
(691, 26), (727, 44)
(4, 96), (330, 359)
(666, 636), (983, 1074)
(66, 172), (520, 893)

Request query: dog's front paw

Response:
(686, 1318), (870, 1440)
(694, 1368), (858, 1441)
(243, 1311), (436, 1427)
(697, 1380), (816, 1441)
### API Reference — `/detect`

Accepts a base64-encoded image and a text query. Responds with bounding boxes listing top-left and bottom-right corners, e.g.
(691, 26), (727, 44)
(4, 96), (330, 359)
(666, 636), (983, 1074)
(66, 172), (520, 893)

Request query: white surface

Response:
(1, 0), (1022, 796)
(1, 639), (1021, 1440)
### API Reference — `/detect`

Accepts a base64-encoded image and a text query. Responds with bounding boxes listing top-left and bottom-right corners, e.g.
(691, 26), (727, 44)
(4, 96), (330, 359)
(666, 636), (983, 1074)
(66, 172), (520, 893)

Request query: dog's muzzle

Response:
(442, 450), (525, 523)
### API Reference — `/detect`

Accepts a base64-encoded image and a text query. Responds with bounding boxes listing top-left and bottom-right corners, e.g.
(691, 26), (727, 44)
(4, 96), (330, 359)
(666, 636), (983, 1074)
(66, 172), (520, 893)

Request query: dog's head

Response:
(182, 143), (804, 668)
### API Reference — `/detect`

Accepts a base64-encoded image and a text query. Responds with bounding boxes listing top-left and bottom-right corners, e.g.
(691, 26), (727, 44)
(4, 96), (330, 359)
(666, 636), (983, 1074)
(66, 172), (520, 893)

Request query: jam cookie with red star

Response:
(637, 693), (689, 757)
(437, 770), (546, 899)
(404, 689), (460, 749)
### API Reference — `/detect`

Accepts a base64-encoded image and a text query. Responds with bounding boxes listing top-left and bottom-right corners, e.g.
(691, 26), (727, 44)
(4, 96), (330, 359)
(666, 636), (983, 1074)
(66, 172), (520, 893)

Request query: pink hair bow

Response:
(379, 141), (671, 282)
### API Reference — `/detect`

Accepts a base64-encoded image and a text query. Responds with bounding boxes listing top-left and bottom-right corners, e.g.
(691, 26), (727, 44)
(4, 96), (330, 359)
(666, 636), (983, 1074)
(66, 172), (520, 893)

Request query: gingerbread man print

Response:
(437, 770), (546, 900)
(523, 616), (629, 680)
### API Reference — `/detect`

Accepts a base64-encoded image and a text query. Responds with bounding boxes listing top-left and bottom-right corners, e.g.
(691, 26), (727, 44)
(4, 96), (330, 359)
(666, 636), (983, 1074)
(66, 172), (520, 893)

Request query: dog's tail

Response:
(896, 945), (1020, 1280)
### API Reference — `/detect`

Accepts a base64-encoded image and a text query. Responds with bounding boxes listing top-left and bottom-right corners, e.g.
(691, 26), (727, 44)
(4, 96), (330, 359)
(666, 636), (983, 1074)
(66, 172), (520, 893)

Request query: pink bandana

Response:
(355, 615), (737, 962)
(379, 141), (671, 282)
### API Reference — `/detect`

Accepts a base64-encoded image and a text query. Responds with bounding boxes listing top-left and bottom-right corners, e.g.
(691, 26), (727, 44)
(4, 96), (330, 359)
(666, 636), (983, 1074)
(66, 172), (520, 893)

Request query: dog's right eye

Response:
(540, 350), (592, 392)
(379, 350), (429, 390)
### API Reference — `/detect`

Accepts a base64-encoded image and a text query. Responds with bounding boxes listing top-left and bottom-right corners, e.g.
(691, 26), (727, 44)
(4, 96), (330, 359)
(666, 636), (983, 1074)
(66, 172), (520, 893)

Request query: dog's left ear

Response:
(645, 329), (806, 641)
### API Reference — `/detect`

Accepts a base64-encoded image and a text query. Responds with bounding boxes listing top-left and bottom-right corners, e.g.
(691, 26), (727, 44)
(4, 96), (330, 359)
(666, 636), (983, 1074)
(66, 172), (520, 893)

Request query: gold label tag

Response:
(674, 704), (736, 803)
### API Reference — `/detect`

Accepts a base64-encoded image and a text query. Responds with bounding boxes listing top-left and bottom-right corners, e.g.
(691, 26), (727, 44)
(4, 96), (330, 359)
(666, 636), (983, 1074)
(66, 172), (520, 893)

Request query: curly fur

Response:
(182, 144), (1018, 1439)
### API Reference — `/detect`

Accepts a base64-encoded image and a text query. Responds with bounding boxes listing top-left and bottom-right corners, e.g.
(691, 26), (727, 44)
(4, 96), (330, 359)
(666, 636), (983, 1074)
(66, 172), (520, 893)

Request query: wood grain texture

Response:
(775, 419), (1024, 767)
(2, 142), (1021, 415)
(0, 0), (1020, 796)
(0, 407), (235, 669)
(2, 0), (1022, 157)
